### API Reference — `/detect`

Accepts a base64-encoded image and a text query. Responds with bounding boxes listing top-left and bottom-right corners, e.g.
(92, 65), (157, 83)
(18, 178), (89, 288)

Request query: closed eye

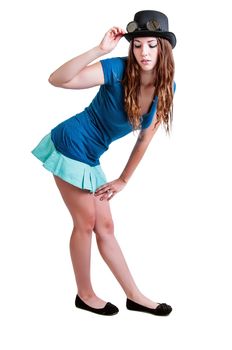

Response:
(134, 44), (157, 49)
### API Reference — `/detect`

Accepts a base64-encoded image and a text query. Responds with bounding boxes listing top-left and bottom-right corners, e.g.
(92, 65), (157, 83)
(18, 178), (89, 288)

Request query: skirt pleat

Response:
(31, 133), (107, 193)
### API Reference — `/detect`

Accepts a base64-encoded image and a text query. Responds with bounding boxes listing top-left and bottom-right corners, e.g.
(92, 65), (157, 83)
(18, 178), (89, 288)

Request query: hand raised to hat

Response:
(99, 27), (126, 54)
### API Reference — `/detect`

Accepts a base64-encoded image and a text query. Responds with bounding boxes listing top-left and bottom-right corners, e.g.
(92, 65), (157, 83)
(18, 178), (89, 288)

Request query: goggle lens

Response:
(126, 21), (138, 33)
(126, 20), (160, 33)
(146, 20), (160, 31)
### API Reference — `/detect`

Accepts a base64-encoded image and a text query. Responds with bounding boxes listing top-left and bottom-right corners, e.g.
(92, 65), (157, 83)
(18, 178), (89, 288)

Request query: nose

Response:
(141, 44), (149, 57)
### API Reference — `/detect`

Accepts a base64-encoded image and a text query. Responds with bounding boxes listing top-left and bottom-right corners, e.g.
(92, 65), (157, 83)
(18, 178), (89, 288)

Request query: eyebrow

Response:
(134, 39), (157, 43)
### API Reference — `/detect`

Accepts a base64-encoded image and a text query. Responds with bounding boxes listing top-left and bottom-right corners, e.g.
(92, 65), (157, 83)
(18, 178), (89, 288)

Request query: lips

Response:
(141, 59), (151, 64)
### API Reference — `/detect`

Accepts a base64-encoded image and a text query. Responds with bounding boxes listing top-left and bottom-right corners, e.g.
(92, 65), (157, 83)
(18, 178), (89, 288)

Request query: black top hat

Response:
(124, 10), (176, 48)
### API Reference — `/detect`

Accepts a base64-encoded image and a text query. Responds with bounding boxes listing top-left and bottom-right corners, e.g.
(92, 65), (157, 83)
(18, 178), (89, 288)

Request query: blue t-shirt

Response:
(51, 57), (159, 166)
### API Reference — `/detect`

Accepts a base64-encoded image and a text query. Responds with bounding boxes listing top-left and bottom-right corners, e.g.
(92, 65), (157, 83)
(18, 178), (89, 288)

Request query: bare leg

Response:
(93, 197), (160, 309)
(53, 175), (106, 308)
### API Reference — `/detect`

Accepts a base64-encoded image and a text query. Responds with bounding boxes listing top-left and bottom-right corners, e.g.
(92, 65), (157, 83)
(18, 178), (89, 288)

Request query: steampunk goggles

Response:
(126, 20), (161, 33)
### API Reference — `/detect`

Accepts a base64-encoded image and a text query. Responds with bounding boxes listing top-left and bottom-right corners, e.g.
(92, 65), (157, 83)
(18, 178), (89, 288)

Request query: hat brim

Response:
(124, 31), (176, 49)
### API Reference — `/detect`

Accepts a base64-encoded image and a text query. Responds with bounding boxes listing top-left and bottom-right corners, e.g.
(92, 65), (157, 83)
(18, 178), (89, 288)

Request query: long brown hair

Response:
(122, 38), (175, 134)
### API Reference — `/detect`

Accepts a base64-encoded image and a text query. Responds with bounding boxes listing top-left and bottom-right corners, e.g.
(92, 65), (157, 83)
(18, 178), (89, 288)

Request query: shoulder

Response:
(100, 56), (127, 70)
(100, 57), (127, 85)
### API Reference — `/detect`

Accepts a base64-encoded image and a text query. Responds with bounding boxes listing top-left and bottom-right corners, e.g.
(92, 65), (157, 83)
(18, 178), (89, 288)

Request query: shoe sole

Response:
(75, 306), (119, 316)
(127, 307), (172, 316)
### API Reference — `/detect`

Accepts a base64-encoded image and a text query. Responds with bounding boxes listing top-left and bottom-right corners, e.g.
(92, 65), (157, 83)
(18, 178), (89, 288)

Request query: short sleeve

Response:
(100, 57), (126, 85)
(141, 96), (158, 129)
(173, 81), (176, 93)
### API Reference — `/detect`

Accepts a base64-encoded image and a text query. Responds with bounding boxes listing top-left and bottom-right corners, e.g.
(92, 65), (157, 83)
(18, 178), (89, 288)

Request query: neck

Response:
(140, 70), (156, 87)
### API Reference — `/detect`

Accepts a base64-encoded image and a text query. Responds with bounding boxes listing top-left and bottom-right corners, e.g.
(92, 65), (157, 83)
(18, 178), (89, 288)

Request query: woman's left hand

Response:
(94, 178), (127, 201)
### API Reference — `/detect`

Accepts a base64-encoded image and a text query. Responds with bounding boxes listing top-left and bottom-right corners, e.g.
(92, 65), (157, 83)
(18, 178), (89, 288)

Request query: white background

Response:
(1, 0), (232, 349)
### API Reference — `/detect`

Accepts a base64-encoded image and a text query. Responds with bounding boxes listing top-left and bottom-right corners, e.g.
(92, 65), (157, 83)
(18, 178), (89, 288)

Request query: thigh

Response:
(53, 175), (95, 230)
(93, 196), (114, 236)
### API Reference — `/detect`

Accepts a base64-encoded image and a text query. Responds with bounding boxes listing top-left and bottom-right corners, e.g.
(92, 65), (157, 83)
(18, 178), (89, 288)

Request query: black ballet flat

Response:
(75, 295), (119, 316)
(126, 298), (172, 316)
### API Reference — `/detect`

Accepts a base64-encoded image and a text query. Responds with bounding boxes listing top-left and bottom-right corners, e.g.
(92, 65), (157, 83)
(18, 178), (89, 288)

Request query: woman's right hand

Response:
(99, 27), (126, 54)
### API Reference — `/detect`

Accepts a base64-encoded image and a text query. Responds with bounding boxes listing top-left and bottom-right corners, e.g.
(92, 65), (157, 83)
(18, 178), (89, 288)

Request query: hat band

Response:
(126, 20), (162, 33)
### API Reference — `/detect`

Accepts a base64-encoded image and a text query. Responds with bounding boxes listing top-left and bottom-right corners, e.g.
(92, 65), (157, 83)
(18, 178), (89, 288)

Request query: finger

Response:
(116, 27), (126, 35)
(111, 26), (125, 33)
(96, 187), (112, 196)
(94, 189), (101, 195)
(109, 28), (118, 36)
(110, 26), (119, 33)
(95, 184), (109, 194)
(95, 189), (107, 196)
(97, 188), (112, 199)
(107, 192), (115, 201)
(100, 193), (110, 201)
(110, 27), (125, 38)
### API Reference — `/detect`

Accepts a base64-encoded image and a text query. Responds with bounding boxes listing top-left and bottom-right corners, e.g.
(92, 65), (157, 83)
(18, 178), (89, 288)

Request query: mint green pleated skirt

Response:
(31, 133), (107, 193)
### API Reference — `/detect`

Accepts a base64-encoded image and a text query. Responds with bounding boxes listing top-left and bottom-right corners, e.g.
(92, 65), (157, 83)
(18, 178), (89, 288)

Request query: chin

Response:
(140, 65), (154, 72)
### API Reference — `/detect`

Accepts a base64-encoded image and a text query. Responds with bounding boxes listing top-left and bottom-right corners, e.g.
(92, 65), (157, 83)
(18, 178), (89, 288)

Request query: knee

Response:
(94, 219), (114, 240)
(73, 214), (96, 235)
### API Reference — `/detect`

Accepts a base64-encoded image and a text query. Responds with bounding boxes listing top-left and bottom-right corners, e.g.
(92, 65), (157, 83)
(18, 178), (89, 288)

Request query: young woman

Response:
(32, 10), (176, 316)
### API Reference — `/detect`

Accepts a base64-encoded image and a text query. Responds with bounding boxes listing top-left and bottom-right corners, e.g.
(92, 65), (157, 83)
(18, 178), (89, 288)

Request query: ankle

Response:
(78, 290), (96, 300)
(126, 289), (143, 300)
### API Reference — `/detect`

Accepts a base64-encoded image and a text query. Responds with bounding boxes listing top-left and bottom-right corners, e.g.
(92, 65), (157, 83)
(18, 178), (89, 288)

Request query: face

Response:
(132, 37), (158, 71)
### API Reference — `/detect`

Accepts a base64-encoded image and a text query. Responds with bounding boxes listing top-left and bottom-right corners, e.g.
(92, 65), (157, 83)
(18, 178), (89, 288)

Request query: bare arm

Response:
(119, 117), (161, 183)
(48, 27), (125, 89)
(95, 115), (161, 200)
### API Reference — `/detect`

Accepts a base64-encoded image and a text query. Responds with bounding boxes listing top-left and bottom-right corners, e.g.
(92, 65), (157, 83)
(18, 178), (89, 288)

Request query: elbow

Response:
(48, 74), (59, 87)
(48, 74), (55, 86)
(48, 72), (65, 87)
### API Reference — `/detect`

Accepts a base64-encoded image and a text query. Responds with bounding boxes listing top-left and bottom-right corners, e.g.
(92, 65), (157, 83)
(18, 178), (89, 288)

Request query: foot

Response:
(127, 293), (160, 309)
(126, 298), (172, 316)
(75, 294), (119, 316)
(78, 294), (107, 309)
